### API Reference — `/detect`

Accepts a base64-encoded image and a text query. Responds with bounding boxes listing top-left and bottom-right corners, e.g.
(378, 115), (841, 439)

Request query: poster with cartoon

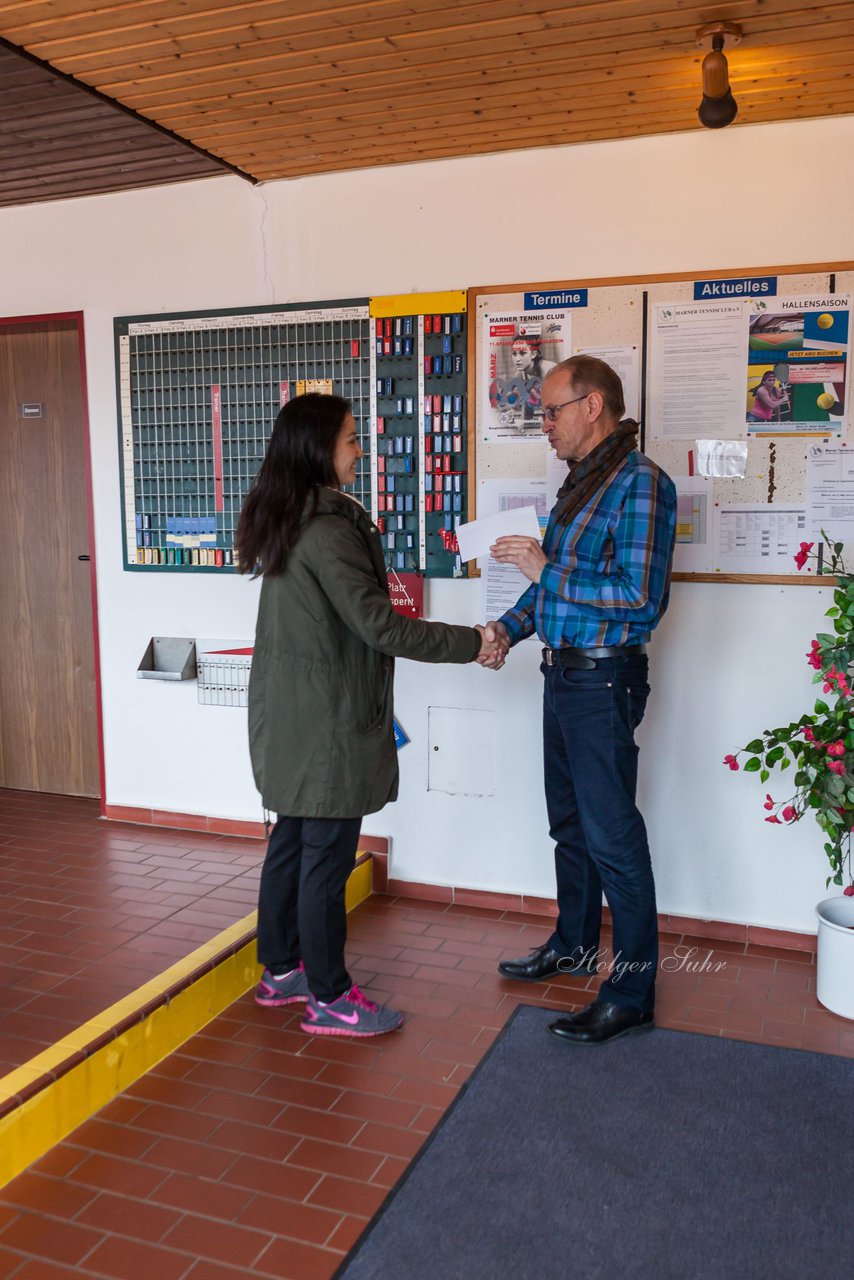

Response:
(481, 310), (571, 441)
(746, 295), (850, 436)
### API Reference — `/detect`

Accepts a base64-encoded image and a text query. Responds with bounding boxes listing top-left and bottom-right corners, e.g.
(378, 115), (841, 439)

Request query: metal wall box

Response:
(137, 637), (197, 681)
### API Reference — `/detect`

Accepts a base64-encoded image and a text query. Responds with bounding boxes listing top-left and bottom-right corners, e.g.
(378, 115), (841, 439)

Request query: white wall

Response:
(3, 115), (853, 932)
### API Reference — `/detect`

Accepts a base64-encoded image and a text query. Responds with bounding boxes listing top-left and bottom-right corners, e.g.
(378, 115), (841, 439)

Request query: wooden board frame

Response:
(468, 261), (854, 585)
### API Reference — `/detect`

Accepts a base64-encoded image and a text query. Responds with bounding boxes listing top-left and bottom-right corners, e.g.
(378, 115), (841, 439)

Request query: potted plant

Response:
(724, 533), (854, 1019)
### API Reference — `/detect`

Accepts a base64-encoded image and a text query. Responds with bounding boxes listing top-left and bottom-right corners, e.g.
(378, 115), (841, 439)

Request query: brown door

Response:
(0, 319), (100, 797)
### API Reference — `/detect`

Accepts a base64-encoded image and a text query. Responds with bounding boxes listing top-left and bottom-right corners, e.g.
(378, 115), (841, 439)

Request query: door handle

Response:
(77, 554), (90, 561)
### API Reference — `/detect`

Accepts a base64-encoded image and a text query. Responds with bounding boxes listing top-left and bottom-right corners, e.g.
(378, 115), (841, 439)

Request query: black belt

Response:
(542, 644), (647, 670)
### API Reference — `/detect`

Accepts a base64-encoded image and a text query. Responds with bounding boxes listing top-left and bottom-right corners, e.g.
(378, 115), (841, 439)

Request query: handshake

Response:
(473, 621), (510, 671)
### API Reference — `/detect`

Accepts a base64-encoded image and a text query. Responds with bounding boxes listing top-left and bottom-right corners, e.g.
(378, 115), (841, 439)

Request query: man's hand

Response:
(475, 621), (510, 670)
(490, 536), (547, 584)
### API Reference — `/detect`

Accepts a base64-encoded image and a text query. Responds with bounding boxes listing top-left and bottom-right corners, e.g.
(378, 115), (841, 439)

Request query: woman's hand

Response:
(475, 621), (510, 670)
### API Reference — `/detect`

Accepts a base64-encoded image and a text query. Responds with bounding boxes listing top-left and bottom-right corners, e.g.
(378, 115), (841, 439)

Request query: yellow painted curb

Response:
(0, 855), (375, 1188)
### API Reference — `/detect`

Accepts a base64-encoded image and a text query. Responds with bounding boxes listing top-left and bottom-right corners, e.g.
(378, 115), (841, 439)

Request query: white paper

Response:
(576, 344), (641, 421)
(649, 301), (747, 440)
(695, 439), (748, 479)
(481, 310), (571, 442)
(477, 479), (550, 632)
(805, 443), (854, 540)
(672, 477), (714, 573)
(484, 558), (534, 620)
(545, 450), (569, 508)
(456, 504), (541, 564)
(714, 503), (808, 574)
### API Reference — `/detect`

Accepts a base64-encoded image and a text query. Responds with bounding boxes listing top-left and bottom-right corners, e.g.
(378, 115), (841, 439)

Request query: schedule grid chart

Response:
(116, 301), (371, 571)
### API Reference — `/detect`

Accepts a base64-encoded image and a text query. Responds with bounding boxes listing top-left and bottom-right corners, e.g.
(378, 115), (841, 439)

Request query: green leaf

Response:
(814, 700), (830, 715)
(816, 634), (836, 646)
(744, 738), (765, 754)
(794, 771), (810, 786)
(826, 607), (841, 618)
(780, 758), (791, 771)
(766, 747), (785, 764)
(834, 872), (844, 885)
(743, 757), (761, 773)
(760, 768), (769, 783)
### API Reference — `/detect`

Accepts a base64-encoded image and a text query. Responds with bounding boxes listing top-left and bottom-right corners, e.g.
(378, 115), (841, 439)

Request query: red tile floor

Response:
(0, 790), (264, 1073)
(1, 790), (853, 1278)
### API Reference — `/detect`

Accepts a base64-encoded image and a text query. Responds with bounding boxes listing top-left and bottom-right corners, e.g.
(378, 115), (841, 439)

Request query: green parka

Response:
(248, 488), (481, 818)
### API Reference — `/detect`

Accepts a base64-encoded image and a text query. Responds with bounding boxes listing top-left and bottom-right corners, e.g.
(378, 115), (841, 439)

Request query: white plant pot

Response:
(815, 895), (854, 1019)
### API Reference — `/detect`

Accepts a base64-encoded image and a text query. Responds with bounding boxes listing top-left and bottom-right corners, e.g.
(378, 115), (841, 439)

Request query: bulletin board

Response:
(468, 261), (854, 583)
(115, 291), (469, 577)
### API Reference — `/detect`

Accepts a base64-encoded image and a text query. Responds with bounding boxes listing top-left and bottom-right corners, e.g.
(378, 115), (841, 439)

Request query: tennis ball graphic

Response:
(817, 313), (834, 329)
(817, 391), (835, 410)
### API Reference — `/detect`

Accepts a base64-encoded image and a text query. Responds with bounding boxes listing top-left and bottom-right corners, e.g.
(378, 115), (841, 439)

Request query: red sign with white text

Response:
(387, 571), (423, 618)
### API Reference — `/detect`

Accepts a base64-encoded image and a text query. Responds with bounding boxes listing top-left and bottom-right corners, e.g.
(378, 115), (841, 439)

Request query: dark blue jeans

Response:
(543, 653), (657, 1012)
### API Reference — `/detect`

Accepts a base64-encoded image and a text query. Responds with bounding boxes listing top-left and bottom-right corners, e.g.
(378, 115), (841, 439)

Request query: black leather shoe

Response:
(548, 1001), (655, 1045)
(497, 944), (597, 983)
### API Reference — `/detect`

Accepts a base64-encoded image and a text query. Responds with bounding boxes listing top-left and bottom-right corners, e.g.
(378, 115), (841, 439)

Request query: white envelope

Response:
(455, 505), (542, 563)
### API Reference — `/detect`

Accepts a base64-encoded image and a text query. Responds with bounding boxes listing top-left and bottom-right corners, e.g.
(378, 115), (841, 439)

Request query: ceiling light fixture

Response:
(696, 21), (742, 129)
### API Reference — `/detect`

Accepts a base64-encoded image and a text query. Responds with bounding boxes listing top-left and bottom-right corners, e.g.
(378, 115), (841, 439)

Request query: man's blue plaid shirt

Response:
(499, 451), (677, 649)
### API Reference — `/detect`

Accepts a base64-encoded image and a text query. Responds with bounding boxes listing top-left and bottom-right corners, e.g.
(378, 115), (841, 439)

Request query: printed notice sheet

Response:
(805, 444), (854, 541)
(649, 301), (746, 440)
(477, 479), (549, 625)
(576, 344), (641, 422)
(714, 503), (807, 574)
(673, 477), (715, 573)
(481, 311), (571, 442)
(746, 295), (850, 437)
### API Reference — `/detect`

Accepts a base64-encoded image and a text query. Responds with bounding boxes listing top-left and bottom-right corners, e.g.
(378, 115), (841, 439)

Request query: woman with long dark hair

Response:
(236, 393), (498, 1037)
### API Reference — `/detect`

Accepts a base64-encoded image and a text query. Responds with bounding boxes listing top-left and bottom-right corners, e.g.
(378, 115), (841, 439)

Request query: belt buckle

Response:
(543, 648), (556, 667)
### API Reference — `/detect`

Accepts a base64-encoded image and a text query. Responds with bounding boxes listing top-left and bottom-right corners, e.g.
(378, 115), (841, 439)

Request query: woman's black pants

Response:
(256, 815), (361, 1002)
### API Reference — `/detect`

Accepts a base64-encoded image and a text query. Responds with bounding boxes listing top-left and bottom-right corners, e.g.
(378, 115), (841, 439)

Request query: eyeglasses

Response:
(542, 394), (588, 423)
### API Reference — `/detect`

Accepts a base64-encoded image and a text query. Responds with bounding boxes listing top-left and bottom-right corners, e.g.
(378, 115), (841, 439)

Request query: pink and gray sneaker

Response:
(300, 985), (405, 1037)
(254, 963), (310, 1007)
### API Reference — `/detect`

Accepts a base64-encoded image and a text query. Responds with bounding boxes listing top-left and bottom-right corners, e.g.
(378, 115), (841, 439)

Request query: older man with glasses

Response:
(481, 355), (676, 1045)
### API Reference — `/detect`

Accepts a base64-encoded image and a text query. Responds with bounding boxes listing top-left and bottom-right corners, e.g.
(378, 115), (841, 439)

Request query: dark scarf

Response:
(554, 419), (639, 526)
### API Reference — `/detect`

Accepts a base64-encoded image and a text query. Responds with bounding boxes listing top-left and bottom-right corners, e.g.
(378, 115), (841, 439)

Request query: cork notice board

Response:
(468, 261), (854, 584)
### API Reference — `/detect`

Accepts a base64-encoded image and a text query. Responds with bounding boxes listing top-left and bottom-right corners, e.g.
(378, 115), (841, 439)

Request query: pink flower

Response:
(827, 741), (846, 757)
(793, 542), (814, 570)
(827, 759), (846, 776)
(723, 754), (740, 771)
(763, 794), (774, 810)
(822, 667), (851, 698)
(781, 806), (797, 823)
(764, 815), (782, 824)
(803, 726), (816, 742)
(844, 885), (854, 897)
(806, 640), (823, 670)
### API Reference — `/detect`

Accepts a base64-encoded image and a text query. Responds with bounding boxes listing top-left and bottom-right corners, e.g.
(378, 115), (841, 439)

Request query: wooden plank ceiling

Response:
(0, 39), (231, 207)
(0, 0), (851, 202)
